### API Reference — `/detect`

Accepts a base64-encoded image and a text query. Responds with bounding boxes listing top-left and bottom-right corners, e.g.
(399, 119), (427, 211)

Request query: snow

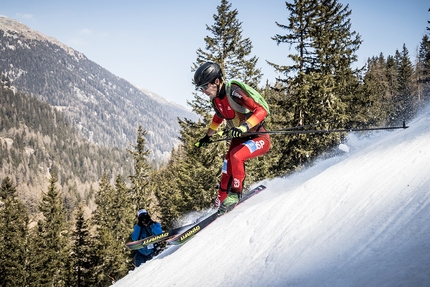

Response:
(114, 105), (430, 287)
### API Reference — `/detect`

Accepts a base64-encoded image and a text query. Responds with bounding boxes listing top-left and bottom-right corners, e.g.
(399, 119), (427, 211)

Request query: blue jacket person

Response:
(131, 209), (163, 267)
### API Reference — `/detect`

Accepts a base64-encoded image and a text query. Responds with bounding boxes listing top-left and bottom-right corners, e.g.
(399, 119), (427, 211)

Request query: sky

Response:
(111, 103), (430, 286)
(1, 0), (429, 107)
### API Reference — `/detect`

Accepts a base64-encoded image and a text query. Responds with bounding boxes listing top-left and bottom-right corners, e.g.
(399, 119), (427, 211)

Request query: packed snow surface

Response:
(114, 106), (430, 287)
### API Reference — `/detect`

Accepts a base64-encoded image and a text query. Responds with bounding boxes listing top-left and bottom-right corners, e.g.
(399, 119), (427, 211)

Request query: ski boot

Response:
(217, 192), (240, 215)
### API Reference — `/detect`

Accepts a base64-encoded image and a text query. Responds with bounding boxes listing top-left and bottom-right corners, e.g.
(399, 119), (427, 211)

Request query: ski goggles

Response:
(196, 82), (210, 91)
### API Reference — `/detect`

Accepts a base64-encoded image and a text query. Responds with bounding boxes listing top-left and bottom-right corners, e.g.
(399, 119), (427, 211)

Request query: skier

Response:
(194, 61), (271, 214)
(130, 209), (163, 267)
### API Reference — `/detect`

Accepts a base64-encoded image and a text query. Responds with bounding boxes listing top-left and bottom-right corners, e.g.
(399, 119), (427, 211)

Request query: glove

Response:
(195, 134), (211, 148)
(228, 123), (249, 138)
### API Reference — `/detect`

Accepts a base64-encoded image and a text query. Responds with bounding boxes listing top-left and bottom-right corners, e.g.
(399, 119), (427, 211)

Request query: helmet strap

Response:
(215, 79), (223, 98)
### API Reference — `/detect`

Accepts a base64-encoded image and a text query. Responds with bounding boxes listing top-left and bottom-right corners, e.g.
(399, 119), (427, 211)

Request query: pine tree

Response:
(236, 81), (280, 181)
(71, 204), (95, 287)
(267, 0), (362, 173)
(194, 0), (262, 88)
(393, 44), (415, 123)
(385, 54), (399, 113)
(357, 54), (392, 126)
(127, 126), (153, 213)
(268, 0), (317, 84)
(27, 172), (70, 287)
(155, 118), (223, 227)
(91, 174), (117, 285)
(268, 0), (321, 174)
(91, 174), (133, 285)
(111, 174), (135, 249)
(175, 118), (222, 211)
(153, 148), (185, 228)
(417, 33), (430, 103)
(0, 177), (29, 287)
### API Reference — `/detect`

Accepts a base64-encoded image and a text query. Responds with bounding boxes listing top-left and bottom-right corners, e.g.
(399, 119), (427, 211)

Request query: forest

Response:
(1, 0), (429, 286)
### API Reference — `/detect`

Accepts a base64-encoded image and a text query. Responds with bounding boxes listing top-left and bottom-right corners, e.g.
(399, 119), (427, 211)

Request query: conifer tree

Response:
(153, 148), (187, 228)
(27, 172), (70, 287)
(175, 118), (223, 211)
(244, 82), (280, 180)
(113, 174), (135, 274)
(155, 118), (224, 226)
(90, 174), (114, 285)
(267, 0), (362, 173)
(127, 126), (153, 213)
(0, 177), (29, 287)
(358, 55), (391, 126)
(194, 0), (262, 87)
(417, 33), (430, 102)
(190, 0), (263, 123)
(385, 55), (399, 108)
(91, 174), (133, 285)
(393, 44), (415, 123)
(71, 204), (94, 287)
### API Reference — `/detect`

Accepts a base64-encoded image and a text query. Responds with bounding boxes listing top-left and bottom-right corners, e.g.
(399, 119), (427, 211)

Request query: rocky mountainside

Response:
(0, 16), (196, 162)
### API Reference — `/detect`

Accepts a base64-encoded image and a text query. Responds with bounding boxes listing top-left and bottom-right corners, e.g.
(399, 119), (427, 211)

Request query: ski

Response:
(237, 184), (266, 203)
(126, 210), (216, 250)
(167, 184), (266, 245)
(126, 223), (194, 251)
(126, 184), (266, 250)
(167, 212), (218, 245)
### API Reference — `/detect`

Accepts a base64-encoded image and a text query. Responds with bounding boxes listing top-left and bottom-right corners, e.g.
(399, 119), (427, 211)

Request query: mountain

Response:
(114, 105), (430, 286)
(0, 16), (197, 162)
(0, 84), (134, 214)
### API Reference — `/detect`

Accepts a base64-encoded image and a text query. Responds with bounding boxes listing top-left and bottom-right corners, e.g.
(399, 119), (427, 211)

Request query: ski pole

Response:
(245, 121), (408, 136)
(212, 121), (331, 140)
(203, 121), (408, 144)
(273, 121), (333, 132)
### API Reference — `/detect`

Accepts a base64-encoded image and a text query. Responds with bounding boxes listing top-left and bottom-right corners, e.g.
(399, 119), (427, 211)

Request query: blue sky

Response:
(2, 0), (429, 107)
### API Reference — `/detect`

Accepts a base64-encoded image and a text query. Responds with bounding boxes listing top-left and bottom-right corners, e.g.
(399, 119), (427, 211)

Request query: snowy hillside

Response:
(114, 105), (430, 287)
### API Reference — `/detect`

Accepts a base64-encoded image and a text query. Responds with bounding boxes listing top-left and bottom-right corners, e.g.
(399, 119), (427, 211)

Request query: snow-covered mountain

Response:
(0, 16), (197, 162)
(114, 104), (430, 287)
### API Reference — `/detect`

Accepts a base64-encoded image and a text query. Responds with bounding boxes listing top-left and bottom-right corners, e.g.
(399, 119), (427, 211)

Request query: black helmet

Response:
(193, 62), (223, 88)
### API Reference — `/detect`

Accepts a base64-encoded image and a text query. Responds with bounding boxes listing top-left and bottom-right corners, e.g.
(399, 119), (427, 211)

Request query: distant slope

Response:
(0, 16), (197, 162)
(114, 106), (430, 286)
(0, 85), (132, 213)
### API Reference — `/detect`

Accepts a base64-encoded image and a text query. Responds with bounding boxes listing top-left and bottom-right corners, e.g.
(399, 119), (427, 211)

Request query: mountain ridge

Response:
(0, 16), (196, 162)
(0, 15), (82, 59)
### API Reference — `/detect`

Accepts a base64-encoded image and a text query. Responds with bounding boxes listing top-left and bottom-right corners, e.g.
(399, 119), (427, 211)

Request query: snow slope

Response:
(114, 106), (430, 287)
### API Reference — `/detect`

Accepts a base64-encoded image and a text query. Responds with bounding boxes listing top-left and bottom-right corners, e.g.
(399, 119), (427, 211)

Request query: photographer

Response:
(130, 209), (162, 267)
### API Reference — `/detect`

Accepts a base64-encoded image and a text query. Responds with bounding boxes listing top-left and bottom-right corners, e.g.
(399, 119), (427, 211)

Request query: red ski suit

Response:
(209, 84), (271, 204)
